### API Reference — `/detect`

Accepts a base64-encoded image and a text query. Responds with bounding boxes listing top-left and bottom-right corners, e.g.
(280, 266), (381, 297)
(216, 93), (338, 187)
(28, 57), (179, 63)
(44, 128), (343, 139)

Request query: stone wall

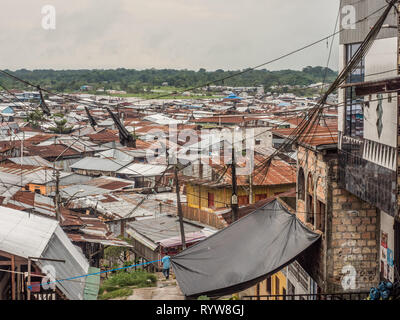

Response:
(296, 145), (380, 293)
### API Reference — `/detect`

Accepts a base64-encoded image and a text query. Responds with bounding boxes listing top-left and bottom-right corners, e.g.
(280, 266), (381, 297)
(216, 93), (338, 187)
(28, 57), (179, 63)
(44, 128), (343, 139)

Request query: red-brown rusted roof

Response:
(193, 116), (260, 124)
(25, 134), (56, 145)
(25, 144), (81, 158)
(135, 125), (169, 134)
(222, 159), (296, 186)
(272, 121), (338, 148)
(87, 130), (119, 143)
(11, 191), (35, 206)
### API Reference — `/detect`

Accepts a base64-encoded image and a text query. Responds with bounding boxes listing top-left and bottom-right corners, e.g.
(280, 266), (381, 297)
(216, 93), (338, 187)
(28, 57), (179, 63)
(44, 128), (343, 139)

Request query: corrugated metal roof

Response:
(37, 226), (89, 300)
(0, 206), (58, 258)
(84, 176), (135, 190)
(25, 144), (81, 158)
(96, 149), (135, 162)
(70, 157), (132, 172)
(24, 134), (56, 144)
(87, 130), (119, 143)
(0, 171), (29, 186)
(201, 158), (296, 187)
(8, 156), (54, 167)
(117, 163), (167, 176)
(0, 165), (72, 185)
(159, 229), (216, 248)
(72, 193), (178, 219)
(127, 215), (203, 244)
(38, 138), (103, 153)
(143, 114), (185, 125)
(59, 185), (109, 198)
(272, 122), (338, 147)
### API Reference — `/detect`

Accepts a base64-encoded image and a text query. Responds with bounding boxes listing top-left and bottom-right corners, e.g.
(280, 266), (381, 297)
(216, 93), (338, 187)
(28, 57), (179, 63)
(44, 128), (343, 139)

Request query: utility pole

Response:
(249, 152), (254, 205)
(11, 255), (15, 300)
(231, 147), (239, 222)
(53, 169), (61, 222)
(249, 174), (253, 205)
(20, 131), (24, 189)
(27, 257), (31, 300)
(174, 165), (186, 250)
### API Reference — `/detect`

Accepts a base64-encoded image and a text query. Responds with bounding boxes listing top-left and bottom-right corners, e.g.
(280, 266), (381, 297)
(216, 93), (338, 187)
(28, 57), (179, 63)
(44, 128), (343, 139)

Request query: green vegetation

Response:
(0, 67), (337, 94)
(105, 270), (157, 287)
(98, 270), (157, 300)
(98, 288), (133, 300)
(49, 117), (73, 134)
(103, 237), (135, 265)
(104, 244), (130, 261)
(26, 109), (46, 128)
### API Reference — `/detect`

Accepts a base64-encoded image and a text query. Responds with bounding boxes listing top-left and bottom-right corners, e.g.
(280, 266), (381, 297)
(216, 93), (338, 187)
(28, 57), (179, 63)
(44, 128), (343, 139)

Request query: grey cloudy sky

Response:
(0, 0), (340, 71)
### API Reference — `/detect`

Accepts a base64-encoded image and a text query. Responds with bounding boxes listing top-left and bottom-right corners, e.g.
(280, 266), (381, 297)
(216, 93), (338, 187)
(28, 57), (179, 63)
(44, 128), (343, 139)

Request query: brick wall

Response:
(296, 146), (380, 292)
(326, 163), (380, 292)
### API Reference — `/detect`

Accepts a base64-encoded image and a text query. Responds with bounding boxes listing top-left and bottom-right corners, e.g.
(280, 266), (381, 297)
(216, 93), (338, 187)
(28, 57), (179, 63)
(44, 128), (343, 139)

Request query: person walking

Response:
(161, 253), (171, 280)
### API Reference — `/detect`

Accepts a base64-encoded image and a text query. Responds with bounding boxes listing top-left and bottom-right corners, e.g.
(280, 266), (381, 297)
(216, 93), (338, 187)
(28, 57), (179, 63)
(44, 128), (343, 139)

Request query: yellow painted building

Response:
(257, 271), (287, 300)
(185, 182), (294, 212)
(26, 183), (48, 195)
(24, 183), (61, 196)
(185, 158), (296, 212)
(236, 271), (287, 300)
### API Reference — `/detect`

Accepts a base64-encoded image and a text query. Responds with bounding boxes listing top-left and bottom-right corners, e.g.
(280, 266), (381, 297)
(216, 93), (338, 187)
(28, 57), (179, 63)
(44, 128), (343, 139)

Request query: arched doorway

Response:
(298, 168), (305, 201)
(306, 173), (314, 225)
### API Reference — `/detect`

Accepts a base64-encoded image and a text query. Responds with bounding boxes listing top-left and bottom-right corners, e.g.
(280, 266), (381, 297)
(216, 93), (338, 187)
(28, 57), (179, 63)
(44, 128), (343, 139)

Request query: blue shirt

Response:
(162, 255), (171, 269)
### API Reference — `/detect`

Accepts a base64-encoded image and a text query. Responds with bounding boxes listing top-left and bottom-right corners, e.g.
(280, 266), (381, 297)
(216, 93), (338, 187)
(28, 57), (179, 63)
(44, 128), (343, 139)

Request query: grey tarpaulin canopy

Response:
(171, 199), (321, 298)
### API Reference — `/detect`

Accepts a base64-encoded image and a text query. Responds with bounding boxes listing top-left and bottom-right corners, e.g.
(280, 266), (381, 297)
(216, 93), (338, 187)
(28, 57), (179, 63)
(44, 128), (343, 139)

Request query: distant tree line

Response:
(0, 66), (337, 93)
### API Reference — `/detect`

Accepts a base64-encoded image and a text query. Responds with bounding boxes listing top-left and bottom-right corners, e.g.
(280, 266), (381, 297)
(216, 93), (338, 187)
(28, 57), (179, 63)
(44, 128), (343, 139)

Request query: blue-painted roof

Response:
(0, 106), (14, 114)
(224, 93), (242, 100)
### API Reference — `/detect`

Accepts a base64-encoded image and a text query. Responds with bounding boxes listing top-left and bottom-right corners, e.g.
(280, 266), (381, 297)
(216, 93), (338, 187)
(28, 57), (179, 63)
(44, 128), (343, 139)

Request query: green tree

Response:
(49, 118), (73, 134)
(26, 109), (45, 128)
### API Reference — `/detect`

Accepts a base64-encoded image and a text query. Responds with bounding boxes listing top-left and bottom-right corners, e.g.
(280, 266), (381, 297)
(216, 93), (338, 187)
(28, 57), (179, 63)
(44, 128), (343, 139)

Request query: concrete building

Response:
(338, 0), (400, 284)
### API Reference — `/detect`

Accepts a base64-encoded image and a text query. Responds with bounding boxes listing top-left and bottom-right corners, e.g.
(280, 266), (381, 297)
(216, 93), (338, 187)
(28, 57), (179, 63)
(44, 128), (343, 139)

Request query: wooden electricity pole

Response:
(174, 165), (186, 250)
(249, 152), (254, 205)
(11, 255), (15, 300)
(53, 169), (61, 222)
(20, 131), (24, 189)
(231, 147), (239, 222)
(27, 258), (31, 301)
(249, 173), (253, 205)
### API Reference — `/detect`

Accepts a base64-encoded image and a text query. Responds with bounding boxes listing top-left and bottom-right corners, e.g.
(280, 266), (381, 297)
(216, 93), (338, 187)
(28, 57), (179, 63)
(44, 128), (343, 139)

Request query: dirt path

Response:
(125, 272), (184, 300)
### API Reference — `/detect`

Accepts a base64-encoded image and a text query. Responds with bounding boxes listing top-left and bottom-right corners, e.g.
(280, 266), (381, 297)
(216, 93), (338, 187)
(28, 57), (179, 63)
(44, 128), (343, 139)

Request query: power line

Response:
(0, 2), (390, 110)
(0, 1), (395, 227)
(251, 0), (397, 180)
(319, 0), (341, 145)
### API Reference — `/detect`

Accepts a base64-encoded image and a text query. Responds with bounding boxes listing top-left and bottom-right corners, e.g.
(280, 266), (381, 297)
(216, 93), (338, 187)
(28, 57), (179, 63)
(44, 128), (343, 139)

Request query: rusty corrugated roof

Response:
(223, 159), (296, 186)
(25, 144), (81, 158)
(272, 121), (338, 148)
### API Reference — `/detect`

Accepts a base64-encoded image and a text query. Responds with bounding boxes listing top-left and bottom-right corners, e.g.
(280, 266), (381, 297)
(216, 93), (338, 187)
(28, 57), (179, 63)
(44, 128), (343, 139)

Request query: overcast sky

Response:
(0, 0), (340, 71)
